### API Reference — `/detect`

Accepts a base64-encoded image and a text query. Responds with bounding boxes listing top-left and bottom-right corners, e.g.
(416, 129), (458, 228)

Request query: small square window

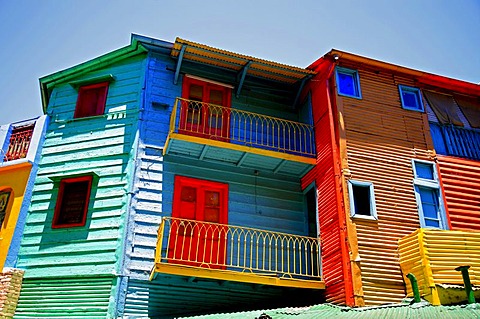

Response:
(53, 176), (93, 228)
(399, 85), (424, 112)
(336, 67), (362, 99)
(74, 82), (109, 118)
(348, 180), (377, 219)
(413, 162), (435, 181)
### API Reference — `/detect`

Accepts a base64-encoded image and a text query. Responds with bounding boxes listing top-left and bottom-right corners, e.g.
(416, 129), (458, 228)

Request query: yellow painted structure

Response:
(0, 162), (32, 269)
(398, 228), (480, 305)
(151, 217), (325, 290)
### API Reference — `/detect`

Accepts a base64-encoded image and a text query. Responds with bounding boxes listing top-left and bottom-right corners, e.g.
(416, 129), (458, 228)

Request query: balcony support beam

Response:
(292, 76), (310, 108)
(173, 46), (187, 85)
(199, 144), (210, 160)
(236, 152), (249, 167)
(236, 61), (252, 98)
(273, 159), (287, 174)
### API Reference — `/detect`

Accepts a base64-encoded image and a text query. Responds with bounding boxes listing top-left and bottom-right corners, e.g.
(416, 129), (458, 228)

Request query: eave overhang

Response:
(171, 37), (316, 89)
(39, 34), (174, 114)
(309, 49), (480, 96)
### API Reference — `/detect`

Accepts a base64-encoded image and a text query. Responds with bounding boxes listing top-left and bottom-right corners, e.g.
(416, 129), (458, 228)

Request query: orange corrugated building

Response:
(305, 50), (480, 306)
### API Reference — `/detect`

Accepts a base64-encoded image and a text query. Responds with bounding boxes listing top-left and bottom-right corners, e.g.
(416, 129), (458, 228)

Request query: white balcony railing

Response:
(154, 217), (321, 281)
(169, 98), (315, 157)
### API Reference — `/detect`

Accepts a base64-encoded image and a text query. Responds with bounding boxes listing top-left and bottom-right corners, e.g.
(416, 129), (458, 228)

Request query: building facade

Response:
(307, 50), (480, 306)
(9, 36), (480, 317)
(0, 116), (47, 317)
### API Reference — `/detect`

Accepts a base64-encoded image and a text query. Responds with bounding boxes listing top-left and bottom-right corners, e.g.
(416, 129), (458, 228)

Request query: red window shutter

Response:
(74, 82), (109, 118)
(52, 176), (93, 228)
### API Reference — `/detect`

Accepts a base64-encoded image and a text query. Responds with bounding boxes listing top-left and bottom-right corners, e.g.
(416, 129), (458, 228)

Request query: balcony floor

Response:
(164, 133), (315, 177)
(151, 262), (325, 290)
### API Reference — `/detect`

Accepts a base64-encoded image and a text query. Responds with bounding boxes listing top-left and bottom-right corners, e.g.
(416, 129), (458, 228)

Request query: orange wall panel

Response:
(437, 155), (480, 231)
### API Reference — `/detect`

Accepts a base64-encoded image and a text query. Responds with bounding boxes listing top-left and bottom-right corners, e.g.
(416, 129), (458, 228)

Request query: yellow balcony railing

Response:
(168, 98), (315, 157)
(154, 217), (322, 282)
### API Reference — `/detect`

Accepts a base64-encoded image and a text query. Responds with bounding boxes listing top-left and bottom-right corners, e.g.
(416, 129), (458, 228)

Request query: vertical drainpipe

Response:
(455, 265), (476, 304)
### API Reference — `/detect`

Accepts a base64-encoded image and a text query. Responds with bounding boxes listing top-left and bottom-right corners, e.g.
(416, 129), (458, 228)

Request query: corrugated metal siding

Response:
(177, 302), (480, 319)
(14, 276), (114, 318)
(311, 80), (347, 304)
(17, 55), (145, 280)
(339, 69), (433, 305)
(398, 228), (480, 304)
(437, 155), (480, 231)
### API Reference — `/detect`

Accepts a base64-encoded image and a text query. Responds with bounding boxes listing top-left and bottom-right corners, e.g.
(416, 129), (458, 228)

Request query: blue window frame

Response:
(412, 160), (447, 229)
(336, 67), (362, 99)
(399, 85), (424, 112)
(348, 180), (377, 219)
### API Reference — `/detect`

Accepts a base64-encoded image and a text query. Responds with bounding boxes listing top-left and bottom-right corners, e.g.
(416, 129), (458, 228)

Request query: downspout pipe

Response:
(406, 273), (421, 303)
(455, 265), (476, 304)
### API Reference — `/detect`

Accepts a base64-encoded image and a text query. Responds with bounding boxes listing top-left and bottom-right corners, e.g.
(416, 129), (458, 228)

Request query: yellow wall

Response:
(0, 162), (32, 269)
(398, 228), (480, 305)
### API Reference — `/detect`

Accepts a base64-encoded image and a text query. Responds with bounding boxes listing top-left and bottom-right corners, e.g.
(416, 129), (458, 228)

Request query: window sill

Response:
(351, 214), (378, 221)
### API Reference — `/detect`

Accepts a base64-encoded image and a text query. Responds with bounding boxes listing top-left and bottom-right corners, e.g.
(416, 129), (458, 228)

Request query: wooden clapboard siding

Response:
(122, 278), (321, 318)
(127, 53), (310, 282)
(437, 155), (480, 231)
(14, 276), (115, 318)
(16, 54), (146, 282)
(127, 53), (178, 279)
(339, 68), (433, 306)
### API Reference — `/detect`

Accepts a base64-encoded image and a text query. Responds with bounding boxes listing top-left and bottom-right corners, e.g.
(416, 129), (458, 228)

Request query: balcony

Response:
(430, 122), (480, 160)
(164, 98), (316, 177)
(151, 217), (324, 290)
(3, 124), (35, 162)
(398, 228), (480, 305)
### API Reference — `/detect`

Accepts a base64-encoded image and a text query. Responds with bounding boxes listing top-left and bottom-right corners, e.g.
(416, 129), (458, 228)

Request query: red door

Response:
(180, 76), (231, 140)
(168, 176), (228, 269)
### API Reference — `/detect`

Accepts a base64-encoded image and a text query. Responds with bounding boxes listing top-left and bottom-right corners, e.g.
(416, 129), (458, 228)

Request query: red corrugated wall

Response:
(304, 70), (353, 305)
(437, 155), (480, 231)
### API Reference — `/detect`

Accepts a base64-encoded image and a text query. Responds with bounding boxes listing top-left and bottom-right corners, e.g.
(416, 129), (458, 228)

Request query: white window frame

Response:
(348, 180), (377, 220)
(412, 160), (448, 229)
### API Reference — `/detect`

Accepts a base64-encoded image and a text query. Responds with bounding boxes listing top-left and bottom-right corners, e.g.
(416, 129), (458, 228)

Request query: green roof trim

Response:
(69, 74), (115, 89)
(178, 302), (480, 319)
(39, 38), (148, 113)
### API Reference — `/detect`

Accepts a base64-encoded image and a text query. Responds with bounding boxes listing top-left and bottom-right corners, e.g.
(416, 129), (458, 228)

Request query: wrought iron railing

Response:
(155, 217), (321, 280)
(3, 124), (35, 162)
(169, 98), (315, 157)
(430, 123), (480, 160)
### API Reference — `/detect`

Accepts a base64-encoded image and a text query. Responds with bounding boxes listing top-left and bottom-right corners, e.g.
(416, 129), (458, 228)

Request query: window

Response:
(0, 190), (12, 228)
(336, 67), (362, 99)
(180, 76), (231, 139)
(399, 85), (424, 112)
(74, 82), (109, 118)
(412, 160), (447, 229)
(348, 180), (377, 219)
(53, 176), (93, 228)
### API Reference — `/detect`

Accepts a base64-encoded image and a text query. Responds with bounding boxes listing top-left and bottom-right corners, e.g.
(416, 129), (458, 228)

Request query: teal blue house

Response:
(15, 35), (323, 318)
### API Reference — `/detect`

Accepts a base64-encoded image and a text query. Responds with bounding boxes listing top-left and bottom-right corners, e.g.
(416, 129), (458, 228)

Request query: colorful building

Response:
(306, 50), (479, 307)
(0, 116), (47, 317)
(14, 35), (324, 318)
(11, 35), (479, 318)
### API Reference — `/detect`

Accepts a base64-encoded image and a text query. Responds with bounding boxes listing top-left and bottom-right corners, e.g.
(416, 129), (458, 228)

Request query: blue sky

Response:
(0, 0), (479, 124)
